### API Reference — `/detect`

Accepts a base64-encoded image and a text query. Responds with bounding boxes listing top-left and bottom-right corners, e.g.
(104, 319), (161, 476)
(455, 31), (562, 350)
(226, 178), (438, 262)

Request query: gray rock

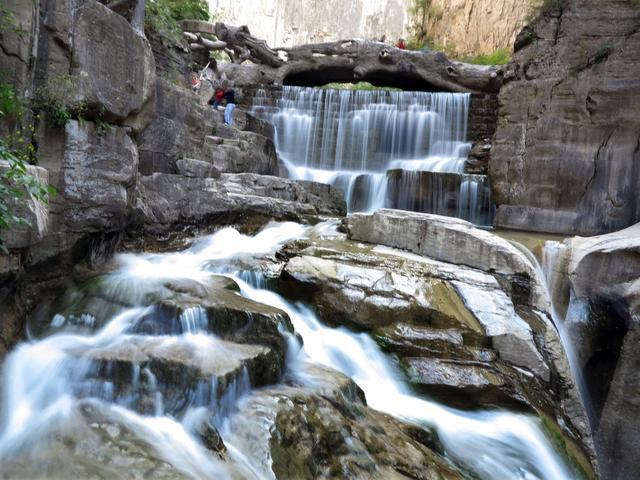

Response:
(206, 131), (278, 175)
(71, 1), (156, 131)
(55, 120), (138, 232)
(489, 1), (640, 235)
(0, 400), (193, 479)
(282, 236), (548, 382)
(223, 365), (462, 480)
(176, 158), (220, 178)
(72, 334), (278, 415)
(138, 78), (217, 175)
(0, 161), (50, 249)
(346, 209), (543, 300)
(134, 172), (345, 232)
(0, 0), (38, 137)
(451, 280), (549, 381)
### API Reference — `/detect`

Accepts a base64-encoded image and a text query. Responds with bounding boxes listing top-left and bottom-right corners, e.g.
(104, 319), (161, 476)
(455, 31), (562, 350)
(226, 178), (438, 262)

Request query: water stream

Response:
(252, 86), (494, 225)
(0, 221), (574, 479)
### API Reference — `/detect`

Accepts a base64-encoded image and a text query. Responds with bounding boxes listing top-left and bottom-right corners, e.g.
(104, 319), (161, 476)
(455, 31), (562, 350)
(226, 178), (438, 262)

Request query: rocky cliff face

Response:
(0, 0), (344, 358)
(427, 0), (540, 56)
(212, 0), (412, 47)
(490, 0), (640, 235)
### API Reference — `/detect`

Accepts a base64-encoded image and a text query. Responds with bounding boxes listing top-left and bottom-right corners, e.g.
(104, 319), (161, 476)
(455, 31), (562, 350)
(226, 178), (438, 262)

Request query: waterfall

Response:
(252, 86), (494, 225)
(0, 221), (575, 479)
(507, 237), (594, 437)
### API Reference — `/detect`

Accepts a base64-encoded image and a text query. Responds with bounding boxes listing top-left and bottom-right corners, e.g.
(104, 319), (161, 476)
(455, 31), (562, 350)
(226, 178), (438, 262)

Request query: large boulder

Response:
(70, 1), (156, 130)
(279, 232), (589, 415)
(489, 1), (640, 235)
(33, 0), (155, 131)
(48, 120), (138, 232)
(72, 334), (279, 415)
(134, 172), (346, 232)
(345, 209), (545, 308)
(279, 212), (594, 468)
(222, 365), (463, 480)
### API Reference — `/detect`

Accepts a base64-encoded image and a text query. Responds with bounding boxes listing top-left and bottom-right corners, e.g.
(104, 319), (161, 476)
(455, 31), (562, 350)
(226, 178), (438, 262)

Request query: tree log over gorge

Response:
(181, 21), (503, 93)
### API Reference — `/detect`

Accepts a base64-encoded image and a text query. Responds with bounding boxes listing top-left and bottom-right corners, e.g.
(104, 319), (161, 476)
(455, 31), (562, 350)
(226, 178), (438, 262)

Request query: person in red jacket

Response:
(396, 38), (407, 49)
(212, 87), (225, 109)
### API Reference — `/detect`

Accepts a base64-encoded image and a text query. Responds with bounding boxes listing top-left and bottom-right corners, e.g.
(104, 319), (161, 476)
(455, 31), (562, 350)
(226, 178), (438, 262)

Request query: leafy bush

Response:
(163, 0), (210, 22)
(0, 82), (55, 252)
(34, 75), (88, 129)
(407, 0), (441, 51)
(145, 0), (211, 43)
(463, 48), (512, 65)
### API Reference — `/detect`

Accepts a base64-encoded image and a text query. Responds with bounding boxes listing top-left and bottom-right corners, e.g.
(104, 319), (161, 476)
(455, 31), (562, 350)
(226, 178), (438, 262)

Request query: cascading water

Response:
(507, 236), (594, 436)
(251, 86), (494, 225)
(0, 221), (574, 479)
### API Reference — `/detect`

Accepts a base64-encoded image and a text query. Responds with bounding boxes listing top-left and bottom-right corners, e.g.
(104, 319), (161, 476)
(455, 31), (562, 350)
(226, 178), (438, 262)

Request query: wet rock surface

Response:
(277, 211), (594, 464)
(225, 365), (463, 480)
(0, 400), (190, 479)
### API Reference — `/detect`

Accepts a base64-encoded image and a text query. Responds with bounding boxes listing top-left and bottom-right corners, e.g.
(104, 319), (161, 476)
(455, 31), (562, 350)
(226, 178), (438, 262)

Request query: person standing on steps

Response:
(223, 87), (236, 126)
(212, 85), (225, 109)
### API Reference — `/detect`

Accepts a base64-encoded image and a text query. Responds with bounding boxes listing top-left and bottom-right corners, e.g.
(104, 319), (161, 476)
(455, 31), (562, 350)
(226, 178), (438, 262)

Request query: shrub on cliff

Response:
(0, 82), (55, 253)
(145, 0), (210, 43)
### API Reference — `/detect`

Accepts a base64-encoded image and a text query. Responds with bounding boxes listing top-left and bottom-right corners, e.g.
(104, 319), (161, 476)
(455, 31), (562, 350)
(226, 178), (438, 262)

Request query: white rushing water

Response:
(252, 86), (494, 224)
(0, 222), (573, 479)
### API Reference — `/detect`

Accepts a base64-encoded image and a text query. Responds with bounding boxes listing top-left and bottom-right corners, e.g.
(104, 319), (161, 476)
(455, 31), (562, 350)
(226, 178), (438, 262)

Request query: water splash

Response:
(0, 221), (575, 479)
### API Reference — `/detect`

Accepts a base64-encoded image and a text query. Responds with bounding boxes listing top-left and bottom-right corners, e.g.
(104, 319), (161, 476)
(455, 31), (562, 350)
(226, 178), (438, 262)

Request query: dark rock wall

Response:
(490, 0), (640, 235)
(567, 225), (640, 479)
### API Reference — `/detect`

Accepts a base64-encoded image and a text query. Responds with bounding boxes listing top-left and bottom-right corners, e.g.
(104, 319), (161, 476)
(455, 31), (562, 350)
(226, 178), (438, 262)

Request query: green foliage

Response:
(407, 0), (441, 51)
(0, 82), (55, 252)
(162, 0), (210, 22)
(321, 82), (401, 92)
(540, 415), (591, 480)
(0, 81), (22, 119)
(34, 75), (88, 129)
(145, 0), (211, 43)
(463, 48), (512, 65)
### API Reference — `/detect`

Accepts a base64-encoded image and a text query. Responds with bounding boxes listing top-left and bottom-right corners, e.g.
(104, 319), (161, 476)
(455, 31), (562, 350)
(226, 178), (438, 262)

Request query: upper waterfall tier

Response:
(256, 87), (471, 172)
(252, 86), (494, 226)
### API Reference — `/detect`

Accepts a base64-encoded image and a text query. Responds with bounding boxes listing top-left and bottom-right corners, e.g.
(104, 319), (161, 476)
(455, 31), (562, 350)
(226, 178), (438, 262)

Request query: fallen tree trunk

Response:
(181, 22), (503, 93)
(181, 21), (283, 68)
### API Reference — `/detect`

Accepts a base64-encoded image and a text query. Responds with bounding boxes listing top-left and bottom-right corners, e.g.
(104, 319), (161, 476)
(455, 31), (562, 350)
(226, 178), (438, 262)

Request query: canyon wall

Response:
(489, 0), (640, 235)
(426, 0), (540, 56)
(210, 0), (538, 55)
(209, 0), (412, 47)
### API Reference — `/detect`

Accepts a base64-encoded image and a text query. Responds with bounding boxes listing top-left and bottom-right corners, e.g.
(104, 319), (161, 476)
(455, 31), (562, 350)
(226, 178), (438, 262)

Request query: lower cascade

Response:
(0, 222), (575, 479)
(252, 86), (494, 225)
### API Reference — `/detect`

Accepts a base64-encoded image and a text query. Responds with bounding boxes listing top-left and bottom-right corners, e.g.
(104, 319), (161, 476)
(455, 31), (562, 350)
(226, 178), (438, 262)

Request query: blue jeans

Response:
(224, 103), (235, 125)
